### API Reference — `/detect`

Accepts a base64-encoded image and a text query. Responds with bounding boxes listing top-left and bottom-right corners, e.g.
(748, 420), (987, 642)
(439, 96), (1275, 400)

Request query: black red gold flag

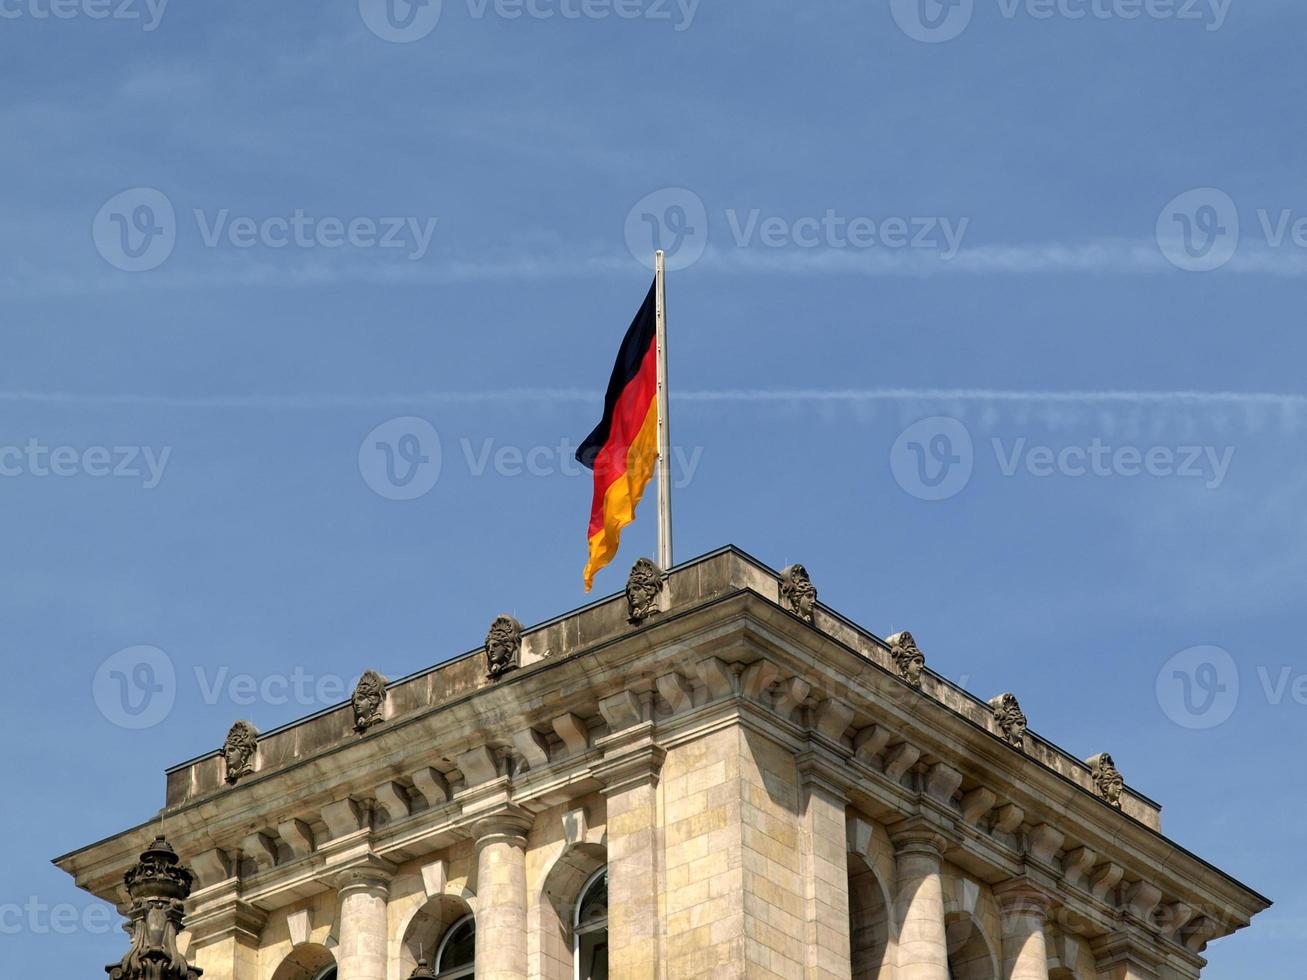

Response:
(576, 280), (659, 591)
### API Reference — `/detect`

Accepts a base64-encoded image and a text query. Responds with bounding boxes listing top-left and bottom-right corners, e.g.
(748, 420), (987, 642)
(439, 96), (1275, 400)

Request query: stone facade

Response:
(57, 547), (1268, 980)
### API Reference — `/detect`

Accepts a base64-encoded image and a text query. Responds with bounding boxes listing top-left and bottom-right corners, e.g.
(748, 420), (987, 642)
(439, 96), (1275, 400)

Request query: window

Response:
(573, 867), (608, 980)
(310, 967), (336, 980)
(435, 915), (475, 979)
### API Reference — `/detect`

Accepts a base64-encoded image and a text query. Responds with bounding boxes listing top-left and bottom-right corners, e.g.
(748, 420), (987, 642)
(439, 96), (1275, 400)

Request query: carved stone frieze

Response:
(779, 564), (817, 622)
(485, 615), (523, 680)
(887, 631), (926, 688)
(220, 721), (258, 785)
(625, 557), (666, 625)
(352, 670), (388, 734)
(989, 693), (1027, 749)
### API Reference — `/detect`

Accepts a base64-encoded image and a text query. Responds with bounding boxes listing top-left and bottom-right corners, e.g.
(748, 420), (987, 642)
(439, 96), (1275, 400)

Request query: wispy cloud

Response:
(11, 238), (1307, 299)
(0, 384), (1300, 411)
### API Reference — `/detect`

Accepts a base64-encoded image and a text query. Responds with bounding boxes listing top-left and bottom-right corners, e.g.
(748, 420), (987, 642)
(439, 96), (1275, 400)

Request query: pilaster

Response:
(594, 719), (665, 980)
(795, 750), (853, 980)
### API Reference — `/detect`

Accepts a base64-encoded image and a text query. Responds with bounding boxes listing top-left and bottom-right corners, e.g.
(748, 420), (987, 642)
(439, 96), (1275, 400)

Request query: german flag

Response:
(577, 280), (660, 591)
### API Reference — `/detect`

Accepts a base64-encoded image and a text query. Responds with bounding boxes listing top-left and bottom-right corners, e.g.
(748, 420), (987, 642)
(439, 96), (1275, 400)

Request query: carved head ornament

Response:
(485, 615), (523, 680)
(988, 693), (1027, 749)
(626, 557), (666, 625)
(887, 631), (926, 688)
(1089, 752), (1124, 808)
(779, 564), (818, 623)
(220, 720), (258, 785)
(352, 670), (388, 734)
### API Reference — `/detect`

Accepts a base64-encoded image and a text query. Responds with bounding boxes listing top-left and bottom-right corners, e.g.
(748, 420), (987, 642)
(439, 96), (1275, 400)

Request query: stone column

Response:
(994, 881), (1054, 980)
(593, 708), (665, 980)
(890, 821), (951, 980)
(335, 858), (395, 980)
(797, 753), (852, 980)
(472, 807), (533, 980)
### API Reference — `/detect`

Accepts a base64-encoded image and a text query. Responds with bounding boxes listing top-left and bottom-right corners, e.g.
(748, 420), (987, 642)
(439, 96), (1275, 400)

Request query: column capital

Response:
(993, 877), (1059, 920)
(889, 815), (951, 858)
(332, 854), (396, 895)
(470, 803), (534, 847)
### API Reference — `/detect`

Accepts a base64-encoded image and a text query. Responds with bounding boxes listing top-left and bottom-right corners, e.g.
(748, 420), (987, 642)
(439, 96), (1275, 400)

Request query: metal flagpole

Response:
(654, 250), (673, 571)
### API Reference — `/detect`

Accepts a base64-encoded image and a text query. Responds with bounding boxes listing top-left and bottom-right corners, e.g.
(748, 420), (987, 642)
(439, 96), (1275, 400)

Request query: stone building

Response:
(57, 547), (1267, 980)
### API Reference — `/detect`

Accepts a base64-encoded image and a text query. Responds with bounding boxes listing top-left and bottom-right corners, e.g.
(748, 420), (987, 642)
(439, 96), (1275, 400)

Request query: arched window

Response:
(573, 867), (608, 980)
(434, 914), (475, 979)
(310, 968), (336, 980)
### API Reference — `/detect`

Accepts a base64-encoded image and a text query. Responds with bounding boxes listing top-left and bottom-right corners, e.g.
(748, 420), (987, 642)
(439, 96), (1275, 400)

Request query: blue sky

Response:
(2, 0), (1302, 975)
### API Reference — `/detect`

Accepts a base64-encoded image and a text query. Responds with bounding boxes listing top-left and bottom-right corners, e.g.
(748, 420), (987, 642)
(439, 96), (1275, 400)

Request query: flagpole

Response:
(654, 250), (673, 571)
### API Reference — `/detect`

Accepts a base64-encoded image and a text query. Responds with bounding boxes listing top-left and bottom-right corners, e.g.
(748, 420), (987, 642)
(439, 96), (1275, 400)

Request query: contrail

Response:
(0, 387), (1300, 410)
